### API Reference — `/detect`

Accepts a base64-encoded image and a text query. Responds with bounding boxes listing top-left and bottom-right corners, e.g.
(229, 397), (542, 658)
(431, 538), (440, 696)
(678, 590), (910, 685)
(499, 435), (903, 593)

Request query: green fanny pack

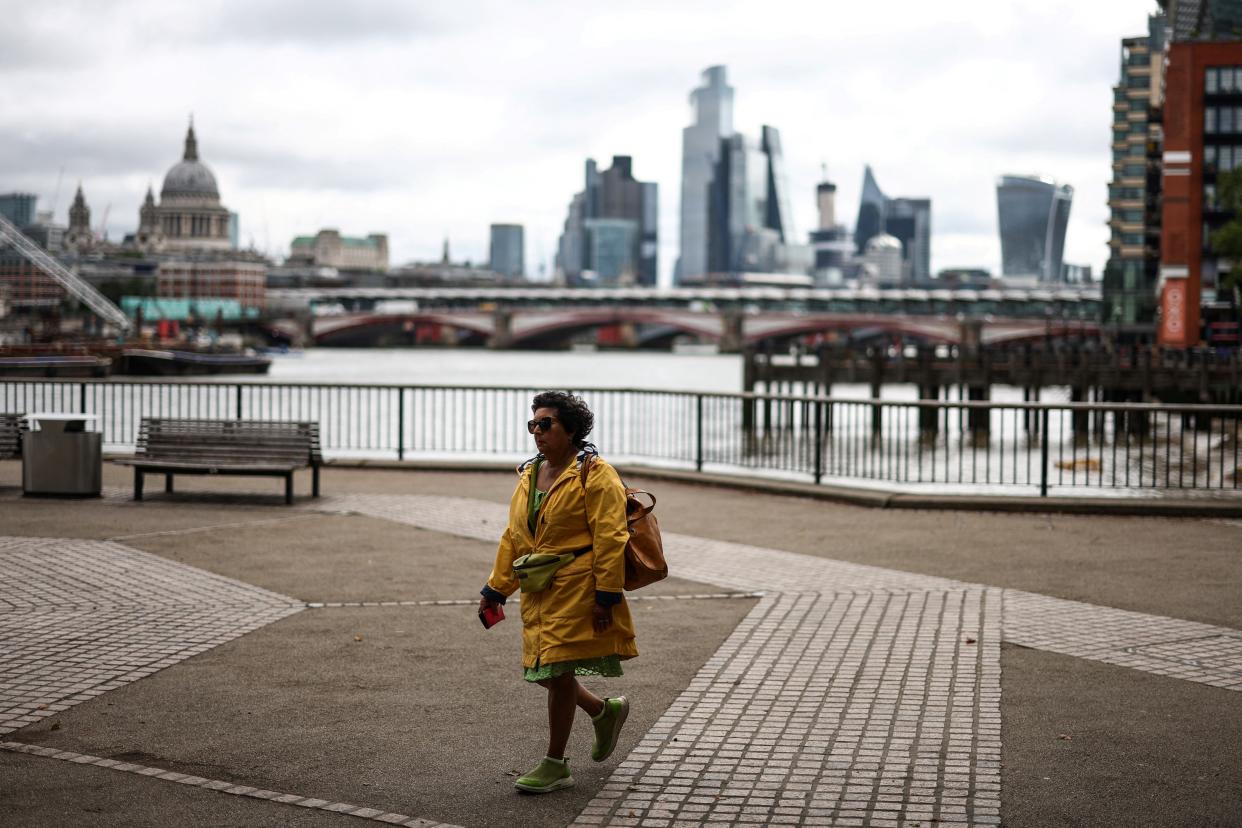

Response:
(513, 547), (590, 593)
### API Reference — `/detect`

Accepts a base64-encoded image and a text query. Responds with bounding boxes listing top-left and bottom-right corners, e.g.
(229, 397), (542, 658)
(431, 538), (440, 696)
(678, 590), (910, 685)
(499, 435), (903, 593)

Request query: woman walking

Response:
(478, 390), (636, 794)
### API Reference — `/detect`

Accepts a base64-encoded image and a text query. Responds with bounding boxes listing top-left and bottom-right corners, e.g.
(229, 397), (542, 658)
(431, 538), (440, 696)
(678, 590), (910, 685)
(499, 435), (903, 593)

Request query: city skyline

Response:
(1, 0), (1145, 285)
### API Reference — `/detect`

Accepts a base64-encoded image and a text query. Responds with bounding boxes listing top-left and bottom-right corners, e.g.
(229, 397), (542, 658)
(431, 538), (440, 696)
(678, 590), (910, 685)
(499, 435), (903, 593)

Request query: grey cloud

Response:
(196, 0), (457, 45)
(0, 126), (170, 185)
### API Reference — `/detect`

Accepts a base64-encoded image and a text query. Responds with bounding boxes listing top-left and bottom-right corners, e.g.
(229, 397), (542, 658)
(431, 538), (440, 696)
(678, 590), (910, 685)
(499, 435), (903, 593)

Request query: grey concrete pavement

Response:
(2, 461), (1241, 826)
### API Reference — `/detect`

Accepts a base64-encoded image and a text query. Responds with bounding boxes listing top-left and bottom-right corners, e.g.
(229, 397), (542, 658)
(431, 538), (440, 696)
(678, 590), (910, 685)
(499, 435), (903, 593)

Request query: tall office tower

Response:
(705, 128), (811, 275)
(677, 66), (734, 283)
(854, 165), (887, 254)
(0, 193), (37, 228)
(1104, 12), (1166, 333)
(555, 156), (658, 285)
(489, 223), (525, 280)
(995, 175), (1074, 284)
(1158, 27), (1242, 345)
(761, 126), (796, 243)
(854, 166), (932, 283)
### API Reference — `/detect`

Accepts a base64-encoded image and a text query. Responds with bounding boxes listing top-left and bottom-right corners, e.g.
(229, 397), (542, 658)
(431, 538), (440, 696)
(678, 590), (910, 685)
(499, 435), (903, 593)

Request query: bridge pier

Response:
(719, 311), (744, 354)
(919, 385), (940, 438)
(968, 385), (990, 439)
(1071, 387), (1090, 442)
(487, 309), (512, 349)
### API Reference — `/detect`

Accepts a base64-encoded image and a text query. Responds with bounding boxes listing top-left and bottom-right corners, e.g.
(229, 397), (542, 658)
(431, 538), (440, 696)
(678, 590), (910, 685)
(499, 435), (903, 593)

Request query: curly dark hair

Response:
(531, 390), (594, 449)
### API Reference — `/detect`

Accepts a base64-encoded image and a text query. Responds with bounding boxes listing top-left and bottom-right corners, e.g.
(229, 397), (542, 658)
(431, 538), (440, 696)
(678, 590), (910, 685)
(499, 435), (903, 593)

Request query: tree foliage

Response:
(1209, 167), (1242, 307)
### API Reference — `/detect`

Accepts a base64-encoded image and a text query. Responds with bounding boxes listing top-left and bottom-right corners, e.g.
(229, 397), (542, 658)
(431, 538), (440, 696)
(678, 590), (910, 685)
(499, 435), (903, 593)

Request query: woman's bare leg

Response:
(575, 680), (605, 718)
(537, 674), (607, 758)
(542, 672), (577, 759)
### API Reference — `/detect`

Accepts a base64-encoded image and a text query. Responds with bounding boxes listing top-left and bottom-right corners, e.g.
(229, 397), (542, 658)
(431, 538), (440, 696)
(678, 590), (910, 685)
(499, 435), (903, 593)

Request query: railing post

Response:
(814, 399), (823, 485)
(79, 382), (86, 414)
(695, 394), (704, 472)
(1040, 406), (1050, 497)
(397, 387), (405, 461)
(235, 384), (243, 419)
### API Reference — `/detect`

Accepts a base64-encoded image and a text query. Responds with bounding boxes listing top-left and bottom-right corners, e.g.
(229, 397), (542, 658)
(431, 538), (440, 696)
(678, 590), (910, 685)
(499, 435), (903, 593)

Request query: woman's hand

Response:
(592, 603), (613, 633)
(479, 597), (499, 615)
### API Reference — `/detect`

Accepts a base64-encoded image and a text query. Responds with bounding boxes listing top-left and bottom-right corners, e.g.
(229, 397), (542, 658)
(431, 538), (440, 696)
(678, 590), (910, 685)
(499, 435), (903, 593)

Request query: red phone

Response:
(480, 604), (505, 629)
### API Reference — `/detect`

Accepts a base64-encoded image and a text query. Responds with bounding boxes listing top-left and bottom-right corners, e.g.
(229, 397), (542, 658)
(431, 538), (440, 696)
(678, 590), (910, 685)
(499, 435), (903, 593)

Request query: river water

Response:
(262, 347), (1068, 402)
(263, 347), (744, 392)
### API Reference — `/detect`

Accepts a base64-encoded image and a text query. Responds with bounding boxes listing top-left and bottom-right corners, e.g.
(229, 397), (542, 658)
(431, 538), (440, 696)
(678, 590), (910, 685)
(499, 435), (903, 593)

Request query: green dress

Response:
(521, 459), (624, 683)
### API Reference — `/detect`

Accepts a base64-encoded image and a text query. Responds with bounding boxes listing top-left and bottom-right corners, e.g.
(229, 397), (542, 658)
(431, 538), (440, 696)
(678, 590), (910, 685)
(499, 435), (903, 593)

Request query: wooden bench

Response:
(114, 418), (323, 505)
(0, 413), (23, 460)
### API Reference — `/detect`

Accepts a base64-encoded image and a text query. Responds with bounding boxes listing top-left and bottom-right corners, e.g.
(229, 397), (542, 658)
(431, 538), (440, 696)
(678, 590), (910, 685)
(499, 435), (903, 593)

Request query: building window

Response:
(1208, 67), (1220, 93)
(1223, 107), (1235, 134)
(1235, 67), (1242, 92)
(1207, 107), (1219, 133)
(1224, 68), (1236, 93)
(1205, 184), (1218, 209)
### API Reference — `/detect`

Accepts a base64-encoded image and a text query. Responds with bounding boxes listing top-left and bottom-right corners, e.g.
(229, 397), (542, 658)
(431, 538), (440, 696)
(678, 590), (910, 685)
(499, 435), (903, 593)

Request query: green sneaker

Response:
(591, 696), (630, 762)
(514, 757), (574, 793)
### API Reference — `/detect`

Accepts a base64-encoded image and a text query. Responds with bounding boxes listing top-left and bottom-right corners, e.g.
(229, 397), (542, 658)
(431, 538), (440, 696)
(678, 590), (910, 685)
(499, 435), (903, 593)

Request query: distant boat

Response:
(0, 355), (113, 378)
(118, 349), (272, 376)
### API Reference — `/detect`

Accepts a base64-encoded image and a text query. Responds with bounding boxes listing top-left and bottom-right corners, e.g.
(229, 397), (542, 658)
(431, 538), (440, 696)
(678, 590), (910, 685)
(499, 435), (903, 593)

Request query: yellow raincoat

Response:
(484, 455), (638, 668)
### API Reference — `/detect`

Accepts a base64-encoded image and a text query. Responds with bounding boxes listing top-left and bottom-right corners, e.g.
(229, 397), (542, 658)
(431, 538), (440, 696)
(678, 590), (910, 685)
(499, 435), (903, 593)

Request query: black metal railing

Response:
(2, 378), (1240, 498)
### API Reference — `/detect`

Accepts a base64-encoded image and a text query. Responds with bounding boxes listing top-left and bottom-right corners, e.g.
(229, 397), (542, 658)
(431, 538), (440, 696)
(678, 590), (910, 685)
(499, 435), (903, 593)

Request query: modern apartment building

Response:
(1104, 13), (1166, 331)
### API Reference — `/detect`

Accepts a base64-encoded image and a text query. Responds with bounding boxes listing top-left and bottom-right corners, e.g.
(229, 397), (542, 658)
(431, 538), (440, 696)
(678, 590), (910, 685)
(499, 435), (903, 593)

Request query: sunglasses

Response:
(527, 416), (559, 434)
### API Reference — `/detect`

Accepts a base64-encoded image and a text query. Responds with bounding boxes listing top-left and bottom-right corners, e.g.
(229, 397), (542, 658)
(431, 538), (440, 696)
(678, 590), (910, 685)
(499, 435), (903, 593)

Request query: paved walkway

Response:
(3, 485), (1240, 826)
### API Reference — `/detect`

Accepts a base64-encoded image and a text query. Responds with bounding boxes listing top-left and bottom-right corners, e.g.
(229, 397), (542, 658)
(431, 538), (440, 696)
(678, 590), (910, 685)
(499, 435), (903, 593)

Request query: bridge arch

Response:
(313, 312), (495, 347)
(505, 308), (724, 348)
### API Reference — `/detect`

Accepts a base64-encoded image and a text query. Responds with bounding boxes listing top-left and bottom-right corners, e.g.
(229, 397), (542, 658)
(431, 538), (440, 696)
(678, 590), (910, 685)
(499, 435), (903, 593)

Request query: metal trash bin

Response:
(22, 413), (102, 497)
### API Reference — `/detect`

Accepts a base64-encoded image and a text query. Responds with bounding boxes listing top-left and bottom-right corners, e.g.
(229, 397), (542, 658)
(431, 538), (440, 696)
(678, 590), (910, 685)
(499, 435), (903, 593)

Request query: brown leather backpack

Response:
(580, 456), (668, 590)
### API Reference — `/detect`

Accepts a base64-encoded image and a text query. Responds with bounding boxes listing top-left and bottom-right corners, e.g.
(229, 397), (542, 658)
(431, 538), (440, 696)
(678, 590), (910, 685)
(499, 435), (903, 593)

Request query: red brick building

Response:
(1159, 40), (1242, 346)
(156, 260), (266, 310)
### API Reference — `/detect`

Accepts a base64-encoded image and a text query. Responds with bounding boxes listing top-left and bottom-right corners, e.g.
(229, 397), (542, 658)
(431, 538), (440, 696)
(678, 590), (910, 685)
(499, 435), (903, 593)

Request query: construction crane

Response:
(0, 212), (131, 332)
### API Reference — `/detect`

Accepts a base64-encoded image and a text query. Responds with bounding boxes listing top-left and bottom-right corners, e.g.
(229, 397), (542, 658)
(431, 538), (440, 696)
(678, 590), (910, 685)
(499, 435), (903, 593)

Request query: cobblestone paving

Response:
(0, 740), (465, 828)
(573, 590), (1002, 828)
(0, 536), (302, 736)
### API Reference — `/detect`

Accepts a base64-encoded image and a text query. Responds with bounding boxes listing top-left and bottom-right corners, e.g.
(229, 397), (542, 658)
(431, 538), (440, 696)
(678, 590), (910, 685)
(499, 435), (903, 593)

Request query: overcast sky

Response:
(1, 0), (1156, 285)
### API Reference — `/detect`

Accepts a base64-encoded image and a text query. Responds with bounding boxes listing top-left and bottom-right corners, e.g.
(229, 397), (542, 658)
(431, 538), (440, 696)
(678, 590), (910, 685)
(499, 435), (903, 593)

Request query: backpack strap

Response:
(579, 454), (656, 521)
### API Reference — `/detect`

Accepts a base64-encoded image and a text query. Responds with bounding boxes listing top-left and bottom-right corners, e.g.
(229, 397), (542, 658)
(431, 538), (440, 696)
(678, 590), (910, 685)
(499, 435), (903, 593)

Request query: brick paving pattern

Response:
(0, 536), (302, 736)
(1004, 590), (1242, 690)
(571, 590), (1002, 828)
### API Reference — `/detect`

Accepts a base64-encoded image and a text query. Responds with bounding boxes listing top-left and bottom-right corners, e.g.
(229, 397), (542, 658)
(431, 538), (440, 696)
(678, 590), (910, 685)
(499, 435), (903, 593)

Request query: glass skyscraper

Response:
(489, 223), (525, 280)
(677, 66), (734, 284)
(705, 127), (806, 275)
(853, 166), (931, 283)
(556, 156), (657, 286)
(996, 175), (1074, 284)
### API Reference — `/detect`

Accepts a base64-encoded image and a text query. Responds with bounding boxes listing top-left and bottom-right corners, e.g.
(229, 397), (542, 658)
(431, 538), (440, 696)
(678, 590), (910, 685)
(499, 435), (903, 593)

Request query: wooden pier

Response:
(743, 344), (1242, 439)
